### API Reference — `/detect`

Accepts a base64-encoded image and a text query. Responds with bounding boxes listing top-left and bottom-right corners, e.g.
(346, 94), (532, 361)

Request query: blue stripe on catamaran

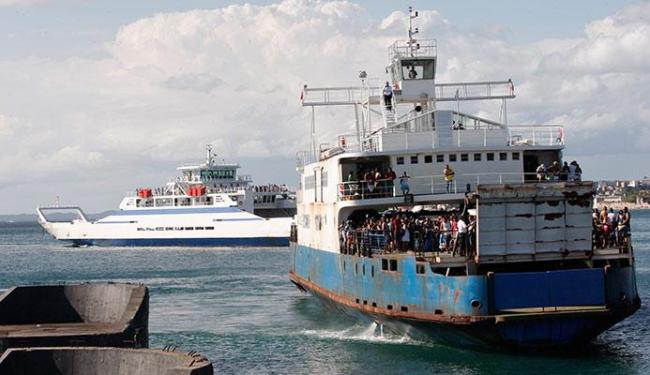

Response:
(72, 236), (289, 247)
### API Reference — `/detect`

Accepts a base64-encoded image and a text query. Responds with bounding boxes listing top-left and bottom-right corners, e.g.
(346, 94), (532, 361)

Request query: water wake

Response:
(301, 322), (414, 345)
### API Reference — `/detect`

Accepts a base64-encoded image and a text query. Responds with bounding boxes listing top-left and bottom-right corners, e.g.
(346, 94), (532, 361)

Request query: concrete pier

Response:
(0, 347), (213, 374)
(0, 283), (148, 352)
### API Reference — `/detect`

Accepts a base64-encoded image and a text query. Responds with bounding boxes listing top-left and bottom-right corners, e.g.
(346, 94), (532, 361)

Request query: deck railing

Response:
(337, 172), (578, 201)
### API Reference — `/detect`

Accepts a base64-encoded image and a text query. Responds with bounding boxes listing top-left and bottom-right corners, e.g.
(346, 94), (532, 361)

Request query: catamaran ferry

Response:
(289, 8), (639, 349)
(37, 146), (295, 247)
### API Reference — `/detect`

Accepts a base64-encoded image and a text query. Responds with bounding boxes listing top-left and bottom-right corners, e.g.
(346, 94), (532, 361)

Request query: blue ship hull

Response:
(71, 236), (290, 247)
(289, 244), (640, 350)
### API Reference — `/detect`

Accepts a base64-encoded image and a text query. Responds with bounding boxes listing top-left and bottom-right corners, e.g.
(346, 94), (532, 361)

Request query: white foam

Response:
(301, 322), (415, 345)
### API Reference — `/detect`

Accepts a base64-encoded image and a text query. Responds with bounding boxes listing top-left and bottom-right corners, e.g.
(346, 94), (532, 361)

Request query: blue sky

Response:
(0, 0), (649, 214)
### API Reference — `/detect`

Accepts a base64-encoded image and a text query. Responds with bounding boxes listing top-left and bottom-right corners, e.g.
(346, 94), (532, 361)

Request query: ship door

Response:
(523, 150), (563, 182)
(523, 153), (539, 182)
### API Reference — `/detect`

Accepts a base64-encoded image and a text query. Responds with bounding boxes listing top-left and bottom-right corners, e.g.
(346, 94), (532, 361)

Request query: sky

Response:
(0, 0), (649, 214)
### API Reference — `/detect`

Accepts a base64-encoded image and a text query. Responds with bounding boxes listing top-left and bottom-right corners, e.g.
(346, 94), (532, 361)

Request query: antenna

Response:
(206, 144), (213, 165)
(408, 6), (419, 57)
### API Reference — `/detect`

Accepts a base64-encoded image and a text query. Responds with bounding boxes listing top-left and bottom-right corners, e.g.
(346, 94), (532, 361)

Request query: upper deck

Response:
(297, 108), (564, 169)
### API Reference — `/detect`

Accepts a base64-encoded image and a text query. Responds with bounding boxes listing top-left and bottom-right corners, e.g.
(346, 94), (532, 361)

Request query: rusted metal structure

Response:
(0, 283), (148, 353)
(289, 8), (639, 350)
(0, 347), (213, 375)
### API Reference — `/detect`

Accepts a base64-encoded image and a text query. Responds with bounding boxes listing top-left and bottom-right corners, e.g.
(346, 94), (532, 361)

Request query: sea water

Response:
(1, 211), (649, 374)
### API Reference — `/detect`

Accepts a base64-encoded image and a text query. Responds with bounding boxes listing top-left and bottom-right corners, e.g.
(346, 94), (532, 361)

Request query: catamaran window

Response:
(474, 153), (482, 161)
(436, 154), (444, 163)
(512, 152), (520, 160)
(500, 152), (508, 161)
(304, 175), (315, 190)
(401, 59), (435, 80)
(396, 156), (404, 165)
(410, 155), (418, 164)
(487, 152), (495, 161)
(461, 154), (468, 162)
(424, 155), (433, 163)
(449, 154), (457, 162)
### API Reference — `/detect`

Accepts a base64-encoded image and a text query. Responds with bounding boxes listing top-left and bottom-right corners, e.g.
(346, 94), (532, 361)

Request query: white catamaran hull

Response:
(38, 206), (291, 247)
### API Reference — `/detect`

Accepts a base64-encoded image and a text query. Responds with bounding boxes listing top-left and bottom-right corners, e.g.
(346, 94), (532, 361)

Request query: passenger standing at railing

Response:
(574, 161), (582, 181)
(399, 172), (410, 195)
(536, 163), (546, 183)
(374, 169), (383, 196)
(456, 216), (468, 256)
(444, 165), (455, 193)
(450, 216), (458, 253)
(439, 216), (450, 251)
(467, 216), (477, 256)
(547, 161), (560, 181)
(560, 162), (570, 181)
(386, 167), (397, 196)
(400, 223), (410, 252)
(383, 82), (393, 112)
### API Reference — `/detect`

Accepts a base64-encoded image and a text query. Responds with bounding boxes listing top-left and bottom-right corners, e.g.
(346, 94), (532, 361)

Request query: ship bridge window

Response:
(401, 59), (435, 80)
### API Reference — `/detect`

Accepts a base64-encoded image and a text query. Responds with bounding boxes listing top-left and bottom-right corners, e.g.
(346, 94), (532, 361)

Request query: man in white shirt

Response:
(456, 216), (468, 256)
(383, 82), (393, 111)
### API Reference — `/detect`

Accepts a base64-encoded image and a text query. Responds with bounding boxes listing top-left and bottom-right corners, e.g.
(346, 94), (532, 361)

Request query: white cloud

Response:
(0, 0), (52, 6)
(0, 0), (649, 213)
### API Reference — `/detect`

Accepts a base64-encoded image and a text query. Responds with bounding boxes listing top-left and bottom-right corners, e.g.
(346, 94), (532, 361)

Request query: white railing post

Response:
(483, 128), (487, 146)
(431, 176), (435, 194)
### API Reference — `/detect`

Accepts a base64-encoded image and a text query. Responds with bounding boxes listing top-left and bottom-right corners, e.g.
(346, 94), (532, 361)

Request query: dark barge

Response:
(0, 283), (148, 352)
(0, 347), (213, 375)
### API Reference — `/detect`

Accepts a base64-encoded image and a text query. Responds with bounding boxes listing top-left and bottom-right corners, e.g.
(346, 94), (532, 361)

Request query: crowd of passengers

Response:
(536, 160), (582, 182)
(339, 210), (476, 258)
(593, 206), (632, 250)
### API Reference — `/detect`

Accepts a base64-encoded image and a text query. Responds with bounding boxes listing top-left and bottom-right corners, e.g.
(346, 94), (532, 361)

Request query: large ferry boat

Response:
(37, 146), (295, 247)
(289, 8), (639, 349)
